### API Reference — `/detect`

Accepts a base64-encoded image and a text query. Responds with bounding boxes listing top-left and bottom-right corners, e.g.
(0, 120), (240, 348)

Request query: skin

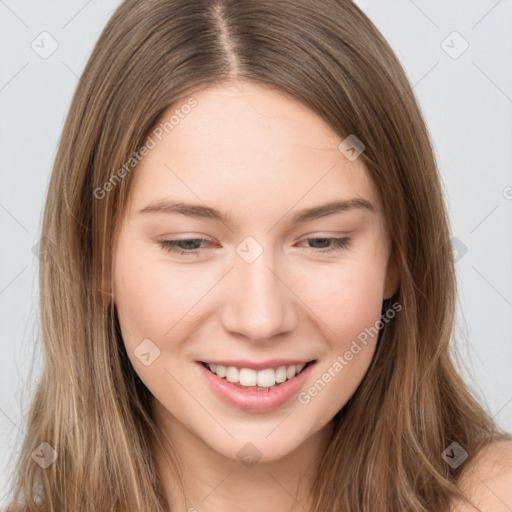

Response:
(112, 81), (399, 511)
(449, 440), (512, 512)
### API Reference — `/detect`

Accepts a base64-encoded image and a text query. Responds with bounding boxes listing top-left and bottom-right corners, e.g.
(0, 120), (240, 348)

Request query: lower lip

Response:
(196, 361), (316, 413)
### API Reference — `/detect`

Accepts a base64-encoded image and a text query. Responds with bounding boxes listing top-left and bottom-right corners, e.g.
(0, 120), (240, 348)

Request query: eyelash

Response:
(158, 237), (351, 257)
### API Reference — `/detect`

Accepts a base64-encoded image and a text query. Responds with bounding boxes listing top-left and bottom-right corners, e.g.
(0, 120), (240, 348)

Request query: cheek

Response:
(301, 256), (386, 346)
(297, 264), (385, 416)
(114, 257), (162, 340)
(113, 244), (209, 349)
(113, 241), (171, 349)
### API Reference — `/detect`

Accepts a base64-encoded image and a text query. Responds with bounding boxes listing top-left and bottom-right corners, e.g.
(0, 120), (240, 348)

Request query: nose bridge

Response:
(221, 238), (297, 341)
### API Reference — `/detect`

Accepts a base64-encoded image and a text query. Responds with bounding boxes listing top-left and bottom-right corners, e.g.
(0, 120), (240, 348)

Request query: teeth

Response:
(239, 368), (257, 386)
(206, 362), (309, 388)
(256, 368), (275, 387)
(225, 366), (239, 383)
(275, 366), (287, 383)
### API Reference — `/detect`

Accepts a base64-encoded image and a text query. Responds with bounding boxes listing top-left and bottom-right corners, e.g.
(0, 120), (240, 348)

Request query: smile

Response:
(196, 359), (318, 412)
(200, 360), (316, 390)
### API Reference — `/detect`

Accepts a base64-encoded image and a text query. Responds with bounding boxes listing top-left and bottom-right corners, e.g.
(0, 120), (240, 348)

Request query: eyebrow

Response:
(137, 197), (374, 225)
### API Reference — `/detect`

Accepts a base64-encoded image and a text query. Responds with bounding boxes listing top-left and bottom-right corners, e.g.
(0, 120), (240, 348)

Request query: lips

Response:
(196, 359), (317, 412)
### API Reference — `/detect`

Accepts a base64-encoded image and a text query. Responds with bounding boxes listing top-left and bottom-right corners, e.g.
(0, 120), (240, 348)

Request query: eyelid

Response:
(157, 234), (352, 257)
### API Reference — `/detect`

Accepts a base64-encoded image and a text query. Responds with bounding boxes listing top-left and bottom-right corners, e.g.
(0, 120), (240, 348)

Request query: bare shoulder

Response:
(450, 439), (512, 511)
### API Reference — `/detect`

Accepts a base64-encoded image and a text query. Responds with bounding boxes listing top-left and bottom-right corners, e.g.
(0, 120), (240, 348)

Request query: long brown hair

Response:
(6, 0), (511, 510)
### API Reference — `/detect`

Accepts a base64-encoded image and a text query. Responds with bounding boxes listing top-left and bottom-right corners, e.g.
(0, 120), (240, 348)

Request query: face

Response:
(112, 81), (398, 463)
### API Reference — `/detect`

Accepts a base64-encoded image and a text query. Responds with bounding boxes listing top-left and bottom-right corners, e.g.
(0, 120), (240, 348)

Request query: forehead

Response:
(128, 82), (382, 220)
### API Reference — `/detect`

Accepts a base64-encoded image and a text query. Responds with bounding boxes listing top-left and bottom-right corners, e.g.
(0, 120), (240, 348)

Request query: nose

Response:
(220, 247), (298, 343)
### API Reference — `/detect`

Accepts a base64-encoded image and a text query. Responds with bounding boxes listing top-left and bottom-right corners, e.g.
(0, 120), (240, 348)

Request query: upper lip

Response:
(199, 359), (317, 371)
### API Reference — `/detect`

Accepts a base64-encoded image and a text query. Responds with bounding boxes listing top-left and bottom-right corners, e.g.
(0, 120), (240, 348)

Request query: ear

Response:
(383, 249), (400, 300)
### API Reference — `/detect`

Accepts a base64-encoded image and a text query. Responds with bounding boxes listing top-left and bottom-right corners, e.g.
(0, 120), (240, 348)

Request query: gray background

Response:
(1, 0), (511, 503)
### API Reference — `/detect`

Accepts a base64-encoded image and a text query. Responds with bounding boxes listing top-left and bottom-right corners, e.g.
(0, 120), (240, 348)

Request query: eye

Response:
(157, 236), (351, 257)
(158, 238), (211, 257)
(297, 236), (351, 252)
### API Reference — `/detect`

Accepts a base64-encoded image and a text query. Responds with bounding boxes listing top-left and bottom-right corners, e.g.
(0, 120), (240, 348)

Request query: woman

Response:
(6, 0), (512, 510)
